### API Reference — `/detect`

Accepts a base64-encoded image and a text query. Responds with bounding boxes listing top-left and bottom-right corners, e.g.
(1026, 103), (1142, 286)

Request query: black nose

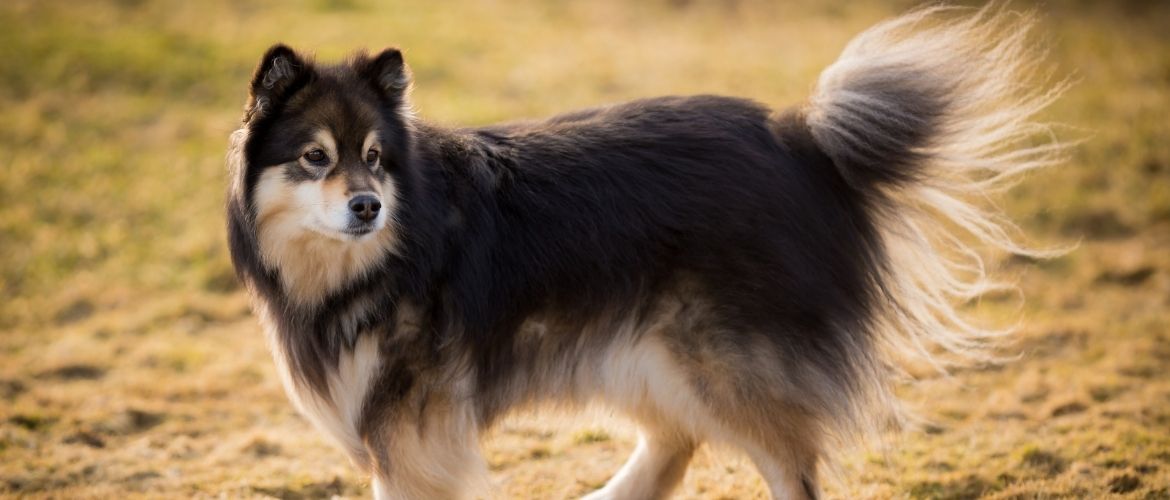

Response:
(348, 195), (381, 222)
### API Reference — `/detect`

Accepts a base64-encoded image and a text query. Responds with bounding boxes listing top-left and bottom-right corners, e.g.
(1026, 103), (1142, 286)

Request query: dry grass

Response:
(1, 0), (1168, 498)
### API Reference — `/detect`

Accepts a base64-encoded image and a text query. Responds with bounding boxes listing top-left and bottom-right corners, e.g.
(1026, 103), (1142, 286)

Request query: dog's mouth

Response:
(305, 220), (380, 241)
(342, 222), (378, 238)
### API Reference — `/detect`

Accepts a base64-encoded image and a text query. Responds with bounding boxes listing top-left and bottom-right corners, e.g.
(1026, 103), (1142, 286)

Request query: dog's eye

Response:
(303, 149), (327, 163)
(366, 149), (380, 165)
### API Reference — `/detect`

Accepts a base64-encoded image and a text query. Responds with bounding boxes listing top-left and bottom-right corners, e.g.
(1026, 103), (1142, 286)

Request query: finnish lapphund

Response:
(227, 5), (1065, 499)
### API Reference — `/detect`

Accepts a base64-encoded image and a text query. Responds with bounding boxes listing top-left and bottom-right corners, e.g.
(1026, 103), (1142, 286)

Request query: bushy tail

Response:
(804, 4), (1068, 374)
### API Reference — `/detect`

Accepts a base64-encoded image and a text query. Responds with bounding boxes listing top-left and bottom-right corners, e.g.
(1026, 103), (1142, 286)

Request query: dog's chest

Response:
(256, 301), (383, 463)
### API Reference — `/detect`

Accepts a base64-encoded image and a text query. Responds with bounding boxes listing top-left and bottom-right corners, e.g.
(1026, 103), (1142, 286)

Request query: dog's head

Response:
(229, 44), (413, 304)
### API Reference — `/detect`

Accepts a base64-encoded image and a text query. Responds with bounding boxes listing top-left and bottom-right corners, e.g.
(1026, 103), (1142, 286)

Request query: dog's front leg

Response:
(365, 389), (487, 500)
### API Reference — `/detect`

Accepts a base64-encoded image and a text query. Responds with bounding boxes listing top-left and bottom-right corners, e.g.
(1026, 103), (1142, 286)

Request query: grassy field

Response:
(1, 0), (1168, 498)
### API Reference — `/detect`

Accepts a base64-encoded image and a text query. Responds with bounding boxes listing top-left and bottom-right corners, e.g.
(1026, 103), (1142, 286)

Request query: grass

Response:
(1, 0), (1168, 498)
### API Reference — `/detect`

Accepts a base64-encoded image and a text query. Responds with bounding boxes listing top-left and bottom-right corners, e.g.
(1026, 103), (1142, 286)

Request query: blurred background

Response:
(1, 0), (1168, 498)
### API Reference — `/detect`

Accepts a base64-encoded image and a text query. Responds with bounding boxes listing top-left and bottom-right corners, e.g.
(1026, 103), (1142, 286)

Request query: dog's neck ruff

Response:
(262, 228), (396, 306)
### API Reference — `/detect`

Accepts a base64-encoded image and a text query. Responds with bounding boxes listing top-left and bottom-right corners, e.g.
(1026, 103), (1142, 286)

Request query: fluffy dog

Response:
(226, 5), (1063, 499)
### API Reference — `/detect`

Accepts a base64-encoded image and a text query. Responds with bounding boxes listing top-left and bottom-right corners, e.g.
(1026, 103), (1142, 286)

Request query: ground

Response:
(1, 0), (1169, 498)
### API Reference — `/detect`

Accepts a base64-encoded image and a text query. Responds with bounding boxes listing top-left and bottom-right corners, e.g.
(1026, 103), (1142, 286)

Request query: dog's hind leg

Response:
(581, 427), (696, 500)
(694, 374), (824, 500)
(652, 321), (825, 500)
(740, 434), (821, 500)
(581, 330), (708, 500)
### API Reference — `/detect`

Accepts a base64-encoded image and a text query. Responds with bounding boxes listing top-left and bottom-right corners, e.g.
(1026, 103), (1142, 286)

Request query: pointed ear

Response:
(354, 48), (411, 107)
(245, 44), (311, 122)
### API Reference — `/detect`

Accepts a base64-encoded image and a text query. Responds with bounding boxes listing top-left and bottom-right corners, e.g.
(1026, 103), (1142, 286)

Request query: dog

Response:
(226, 5), (1063, 499)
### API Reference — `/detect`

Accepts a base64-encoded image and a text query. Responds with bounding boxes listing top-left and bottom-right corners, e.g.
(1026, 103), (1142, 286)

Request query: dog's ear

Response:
(245, 44), (312, 122)
(354, 48), (411, 108)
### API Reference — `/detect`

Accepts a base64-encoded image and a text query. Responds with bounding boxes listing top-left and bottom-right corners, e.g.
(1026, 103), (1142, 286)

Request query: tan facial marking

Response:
(322, 173), (351, 210)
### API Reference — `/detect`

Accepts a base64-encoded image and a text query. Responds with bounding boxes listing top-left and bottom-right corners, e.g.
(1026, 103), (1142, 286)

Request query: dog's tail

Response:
(803, 5), (1068, 377)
